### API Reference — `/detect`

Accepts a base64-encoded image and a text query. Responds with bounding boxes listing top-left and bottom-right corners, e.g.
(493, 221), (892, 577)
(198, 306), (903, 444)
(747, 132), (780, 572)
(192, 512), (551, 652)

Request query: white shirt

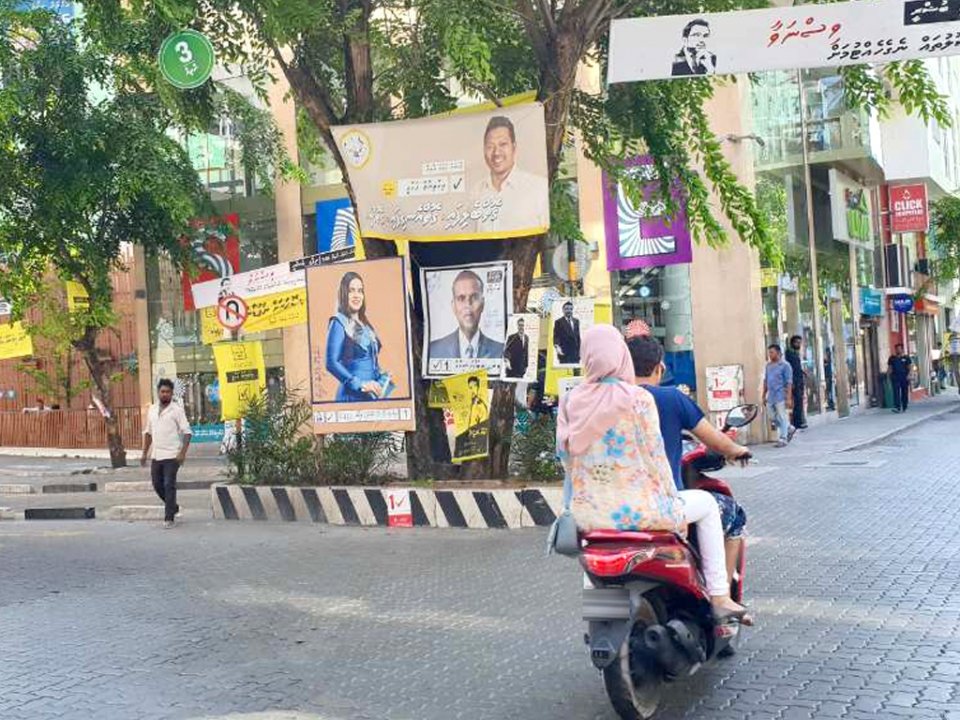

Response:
(472, 167), (550, 234)
(145, 402), (192, 461)
(459, 330), (480, 359)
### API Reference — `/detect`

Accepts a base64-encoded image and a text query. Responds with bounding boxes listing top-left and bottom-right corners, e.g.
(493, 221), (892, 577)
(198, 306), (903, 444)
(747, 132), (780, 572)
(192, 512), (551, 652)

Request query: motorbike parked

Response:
(579, 404), (758, 720)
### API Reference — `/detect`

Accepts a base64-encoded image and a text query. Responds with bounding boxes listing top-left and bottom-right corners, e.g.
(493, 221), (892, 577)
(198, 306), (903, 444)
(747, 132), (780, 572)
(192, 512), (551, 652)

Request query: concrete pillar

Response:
(267, 73), (309, 398)
(690, 82), (767, 444)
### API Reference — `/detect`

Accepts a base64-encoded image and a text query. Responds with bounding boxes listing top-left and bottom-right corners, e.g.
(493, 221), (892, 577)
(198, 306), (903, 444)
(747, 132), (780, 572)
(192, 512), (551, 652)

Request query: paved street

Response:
(2, 407), (960, 720)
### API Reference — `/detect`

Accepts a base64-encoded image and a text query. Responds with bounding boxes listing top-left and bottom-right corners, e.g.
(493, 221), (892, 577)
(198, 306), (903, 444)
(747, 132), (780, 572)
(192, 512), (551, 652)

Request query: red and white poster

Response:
(180, 214), (241, 312)
(384, 489), (414, 528)
(889, 184), (929, 234)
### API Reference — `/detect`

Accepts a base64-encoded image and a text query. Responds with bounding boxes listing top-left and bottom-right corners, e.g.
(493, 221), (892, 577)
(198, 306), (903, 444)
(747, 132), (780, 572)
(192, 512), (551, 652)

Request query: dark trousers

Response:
(791, 383), (806, 428)
(893, 378), (911, 411)
(151, 459), (180, 522)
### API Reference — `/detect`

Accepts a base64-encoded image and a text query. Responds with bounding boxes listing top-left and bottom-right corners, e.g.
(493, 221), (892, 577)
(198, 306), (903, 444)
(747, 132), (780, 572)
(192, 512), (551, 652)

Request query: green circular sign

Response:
(158, 30), (215, 90)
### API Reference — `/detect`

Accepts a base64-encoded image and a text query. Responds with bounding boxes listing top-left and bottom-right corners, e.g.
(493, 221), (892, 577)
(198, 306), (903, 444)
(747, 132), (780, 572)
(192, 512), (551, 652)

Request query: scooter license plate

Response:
(582, 587), (630, 621)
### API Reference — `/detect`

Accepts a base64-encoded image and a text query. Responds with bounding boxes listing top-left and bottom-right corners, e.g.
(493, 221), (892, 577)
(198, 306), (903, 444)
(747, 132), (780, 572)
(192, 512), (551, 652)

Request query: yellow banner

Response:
(213, 341), (266, 421)
(442, 370), (490, 464)
(200, 288), (308, 344)
(545, 301), (611, 396)
(760, 268), (779, 288)
(0, 322), (33, 361)
(65, 281), (90, 312)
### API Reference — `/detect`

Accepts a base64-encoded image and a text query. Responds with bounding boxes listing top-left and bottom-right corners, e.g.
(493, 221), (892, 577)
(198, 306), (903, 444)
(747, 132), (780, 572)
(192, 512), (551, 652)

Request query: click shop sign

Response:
(889, 184), (929, 233)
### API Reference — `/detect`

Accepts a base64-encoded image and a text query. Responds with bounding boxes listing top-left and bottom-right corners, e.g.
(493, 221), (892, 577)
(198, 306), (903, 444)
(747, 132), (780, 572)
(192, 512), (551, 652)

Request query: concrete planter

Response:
(211, 483), (562, 529)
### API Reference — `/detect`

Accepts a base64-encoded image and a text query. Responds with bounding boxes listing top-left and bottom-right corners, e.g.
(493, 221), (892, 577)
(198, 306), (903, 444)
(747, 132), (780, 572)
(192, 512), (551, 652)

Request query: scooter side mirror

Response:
(724, 404), (759, 428)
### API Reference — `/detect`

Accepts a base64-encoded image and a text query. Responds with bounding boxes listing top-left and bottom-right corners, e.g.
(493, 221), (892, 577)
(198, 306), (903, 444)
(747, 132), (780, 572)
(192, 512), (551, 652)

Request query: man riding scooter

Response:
(625, 329), (752, 592)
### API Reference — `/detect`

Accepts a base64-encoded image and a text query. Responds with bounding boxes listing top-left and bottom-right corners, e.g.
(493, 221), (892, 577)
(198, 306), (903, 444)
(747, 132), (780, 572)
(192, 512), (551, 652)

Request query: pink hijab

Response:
(557, 324), (644, 455)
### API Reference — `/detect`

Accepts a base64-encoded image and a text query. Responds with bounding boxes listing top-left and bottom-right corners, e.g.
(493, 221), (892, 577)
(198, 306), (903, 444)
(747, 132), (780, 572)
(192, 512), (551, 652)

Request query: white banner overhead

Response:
(608, 0), (960, 84)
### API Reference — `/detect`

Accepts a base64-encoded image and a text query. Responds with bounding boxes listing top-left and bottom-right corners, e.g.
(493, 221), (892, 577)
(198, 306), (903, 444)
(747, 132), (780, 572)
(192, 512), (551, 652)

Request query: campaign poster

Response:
(181, 214), (241, 312)
(608, 0), (960, 84)
(0, 322), (33, 361)
(421, 261), (512, 379)
(500, 313), (540, 384)
(551, 297), (594, 369)
(316, 197), (360, 253)
(603, 156), (692, 271)
(193, 262), (308, 343)
(306, 257), (415, 434)
(65, 281), (90, 312)
(332, 103), (549, 242)
(212, 341), (266, 421)
(443, 370), (490, 464)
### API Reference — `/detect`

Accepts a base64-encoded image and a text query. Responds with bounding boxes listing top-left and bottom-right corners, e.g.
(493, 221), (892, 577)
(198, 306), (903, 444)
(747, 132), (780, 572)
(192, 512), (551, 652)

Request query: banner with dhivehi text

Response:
(609, 0), (960, 84)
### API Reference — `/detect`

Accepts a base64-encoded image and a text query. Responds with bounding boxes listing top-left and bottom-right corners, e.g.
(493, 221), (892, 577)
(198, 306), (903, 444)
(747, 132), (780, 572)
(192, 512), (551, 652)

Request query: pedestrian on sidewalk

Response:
(763, 344), (794, 448)
(140, 379), (192, 528)
(784, 335), (808, 430)
(888, 344), (912, 413)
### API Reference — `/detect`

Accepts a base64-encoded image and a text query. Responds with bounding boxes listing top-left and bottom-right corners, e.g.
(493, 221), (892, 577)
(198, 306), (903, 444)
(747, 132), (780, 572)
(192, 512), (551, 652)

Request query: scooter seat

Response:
(581, 529), (682, 544)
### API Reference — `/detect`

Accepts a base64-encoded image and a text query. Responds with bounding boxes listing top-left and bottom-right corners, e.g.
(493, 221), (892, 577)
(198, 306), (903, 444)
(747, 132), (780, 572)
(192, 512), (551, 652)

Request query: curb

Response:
(0, 484), (36, 495)
(211, 484), (561, 529)
(23, 507), (95, 520)
(107, 505), (165, 522)
(104, 480), (217, 493)
(839, 402), (958, 453)
(41, 482), (98, 494)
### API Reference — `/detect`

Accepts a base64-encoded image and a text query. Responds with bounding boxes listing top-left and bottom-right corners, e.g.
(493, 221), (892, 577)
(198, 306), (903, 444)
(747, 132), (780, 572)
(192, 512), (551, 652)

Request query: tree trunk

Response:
(76, 328), (126, 468)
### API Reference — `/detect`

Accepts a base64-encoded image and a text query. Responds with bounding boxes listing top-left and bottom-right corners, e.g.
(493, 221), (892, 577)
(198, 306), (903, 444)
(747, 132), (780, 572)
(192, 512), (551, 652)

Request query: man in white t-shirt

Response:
(141, 379), (192, 528)
(472, 116), (549, 234)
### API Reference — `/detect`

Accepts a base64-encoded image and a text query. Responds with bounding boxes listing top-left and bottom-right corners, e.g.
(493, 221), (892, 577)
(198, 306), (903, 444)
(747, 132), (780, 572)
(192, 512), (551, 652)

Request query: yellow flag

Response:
(0, 322), (33, 360)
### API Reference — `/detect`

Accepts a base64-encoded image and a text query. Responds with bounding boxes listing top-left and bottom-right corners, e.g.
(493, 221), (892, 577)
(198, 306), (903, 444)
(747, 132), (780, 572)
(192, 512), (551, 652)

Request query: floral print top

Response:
(560, 389), (685, 534)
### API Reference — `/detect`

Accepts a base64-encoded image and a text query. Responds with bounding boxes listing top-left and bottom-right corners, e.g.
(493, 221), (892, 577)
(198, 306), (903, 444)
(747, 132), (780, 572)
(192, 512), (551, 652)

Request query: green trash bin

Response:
(881, 372), (894, 409)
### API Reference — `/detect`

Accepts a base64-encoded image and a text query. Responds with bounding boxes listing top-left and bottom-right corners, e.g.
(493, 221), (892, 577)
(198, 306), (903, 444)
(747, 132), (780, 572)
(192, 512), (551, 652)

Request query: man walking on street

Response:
(888, 344), (913, 413)
(784, 335), (808, 430)
(141, 379), (192, 528)
(763, 344), (795, 448)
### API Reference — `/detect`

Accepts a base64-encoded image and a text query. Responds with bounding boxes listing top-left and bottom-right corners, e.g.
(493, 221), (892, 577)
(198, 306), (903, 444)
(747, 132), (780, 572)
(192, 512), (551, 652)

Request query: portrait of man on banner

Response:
(671, 19), (717, 76)
(421, 261), (512, 378)
(552, 297), (594, 369)
(471, 115), (550, 234)
(180, 214), (241, 312)
(442, 371), (490, 464)
(501, 313), (540, 383)
(332, 103), (549, 242)
(307, 257), (415, 434)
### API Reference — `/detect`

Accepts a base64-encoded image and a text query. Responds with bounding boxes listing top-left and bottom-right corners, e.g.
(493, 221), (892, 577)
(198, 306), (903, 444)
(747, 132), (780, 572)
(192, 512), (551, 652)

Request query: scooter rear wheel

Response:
(602, 598), (663, 720)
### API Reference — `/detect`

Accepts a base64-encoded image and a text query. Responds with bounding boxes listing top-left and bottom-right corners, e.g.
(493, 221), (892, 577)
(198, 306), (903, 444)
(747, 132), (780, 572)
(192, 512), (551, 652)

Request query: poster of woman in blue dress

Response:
(325, 271), (394, 402)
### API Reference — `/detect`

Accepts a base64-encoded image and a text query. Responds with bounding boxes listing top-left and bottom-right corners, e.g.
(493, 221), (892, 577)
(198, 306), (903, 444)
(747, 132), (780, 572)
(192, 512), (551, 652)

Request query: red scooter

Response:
(579, 404), (758, 720)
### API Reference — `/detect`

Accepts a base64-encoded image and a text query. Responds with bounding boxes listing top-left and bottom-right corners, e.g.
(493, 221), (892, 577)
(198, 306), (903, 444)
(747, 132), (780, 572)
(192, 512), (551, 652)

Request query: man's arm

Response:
(141, 433), (152, 467)
(691, 419), (750, 463)
(176, 408), (192, 465)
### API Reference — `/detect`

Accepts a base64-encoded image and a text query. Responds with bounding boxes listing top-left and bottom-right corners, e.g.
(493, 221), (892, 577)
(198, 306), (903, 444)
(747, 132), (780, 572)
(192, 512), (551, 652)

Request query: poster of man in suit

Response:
(671, 19), (717, 76)
(500, 313), (539, 383)
(552, 297), (594, 369)
(421, 261), (512, 378)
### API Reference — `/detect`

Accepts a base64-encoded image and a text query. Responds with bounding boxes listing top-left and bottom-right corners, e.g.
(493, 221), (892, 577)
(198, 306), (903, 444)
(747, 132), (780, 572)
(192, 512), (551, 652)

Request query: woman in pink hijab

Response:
(557, 324), (748, 618)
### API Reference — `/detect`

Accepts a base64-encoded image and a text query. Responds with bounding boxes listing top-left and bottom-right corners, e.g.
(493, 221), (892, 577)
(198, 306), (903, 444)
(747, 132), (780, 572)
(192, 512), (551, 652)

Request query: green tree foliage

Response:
(929, 196), (960, 297)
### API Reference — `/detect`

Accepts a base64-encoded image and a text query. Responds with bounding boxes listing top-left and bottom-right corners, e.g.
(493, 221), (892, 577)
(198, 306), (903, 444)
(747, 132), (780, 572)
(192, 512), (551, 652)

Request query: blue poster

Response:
(316, 198), (359, 253)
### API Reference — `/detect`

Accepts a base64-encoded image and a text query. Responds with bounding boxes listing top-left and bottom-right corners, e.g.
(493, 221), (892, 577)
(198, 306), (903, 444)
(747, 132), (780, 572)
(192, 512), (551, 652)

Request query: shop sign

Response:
(609, 0), (960, 84)
(859, 287), (884, 316)
(190, 424), (225, 444)
(889, 184), (929, 233)
(892, 294), (914, 313)
(829, 169), (873, 246)
(603, 156), (693, 271)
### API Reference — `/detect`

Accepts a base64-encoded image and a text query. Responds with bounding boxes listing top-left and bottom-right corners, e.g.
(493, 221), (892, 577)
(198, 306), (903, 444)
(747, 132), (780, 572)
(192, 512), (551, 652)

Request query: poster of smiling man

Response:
(421, 261), (513, 378)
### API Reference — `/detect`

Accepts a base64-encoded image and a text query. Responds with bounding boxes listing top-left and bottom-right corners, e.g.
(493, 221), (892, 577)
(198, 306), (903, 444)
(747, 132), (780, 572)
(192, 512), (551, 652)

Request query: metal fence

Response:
(0, 408), (142, 450)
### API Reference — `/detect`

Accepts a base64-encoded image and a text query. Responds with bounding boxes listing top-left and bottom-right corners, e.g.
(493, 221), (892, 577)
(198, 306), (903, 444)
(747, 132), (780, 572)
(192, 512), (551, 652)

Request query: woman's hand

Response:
(361, 381), (383, 398)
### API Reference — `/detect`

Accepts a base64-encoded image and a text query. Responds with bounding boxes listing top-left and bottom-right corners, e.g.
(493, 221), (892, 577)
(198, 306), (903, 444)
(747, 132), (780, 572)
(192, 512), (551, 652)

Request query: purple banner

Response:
(603, 156), (692, 271)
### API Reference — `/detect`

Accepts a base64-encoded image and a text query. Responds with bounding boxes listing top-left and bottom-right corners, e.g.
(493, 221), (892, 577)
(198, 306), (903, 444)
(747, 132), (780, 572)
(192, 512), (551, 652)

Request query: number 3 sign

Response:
(159, 30), (215, 90)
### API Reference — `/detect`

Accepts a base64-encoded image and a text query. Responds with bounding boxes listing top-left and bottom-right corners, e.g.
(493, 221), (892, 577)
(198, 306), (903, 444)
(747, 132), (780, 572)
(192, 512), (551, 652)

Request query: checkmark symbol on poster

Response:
(451, 175), (464, 192)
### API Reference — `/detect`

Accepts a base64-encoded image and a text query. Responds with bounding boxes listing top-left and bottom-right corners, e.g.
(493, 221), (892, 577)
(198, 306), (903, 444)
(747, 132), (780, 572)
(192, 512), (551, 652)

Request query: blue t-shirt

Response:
(765, 360), (793, 404)
(642, 385), (705, 491)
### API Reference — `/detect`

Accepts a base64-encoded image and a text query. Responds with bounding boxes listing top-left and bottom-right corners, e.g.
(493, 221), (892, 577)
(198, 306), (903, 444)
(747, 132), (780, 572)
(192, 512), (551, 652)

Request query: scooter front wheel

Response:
(602, 598), (663, 720)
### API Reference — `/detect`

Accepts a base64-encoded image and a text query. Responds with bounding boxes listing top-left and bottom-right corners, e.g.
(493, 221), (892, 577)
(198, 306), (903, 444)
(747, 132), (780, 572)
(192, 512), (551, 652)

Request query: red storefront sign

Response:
(889, 184), (929, 234)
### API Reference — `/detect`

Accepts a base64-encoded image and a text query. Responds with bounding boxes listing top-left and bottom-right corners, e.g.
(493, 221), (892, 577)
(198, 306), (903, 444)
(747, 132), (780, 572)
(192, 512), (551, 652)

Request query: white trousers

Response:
(678, 489), (728, 597)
